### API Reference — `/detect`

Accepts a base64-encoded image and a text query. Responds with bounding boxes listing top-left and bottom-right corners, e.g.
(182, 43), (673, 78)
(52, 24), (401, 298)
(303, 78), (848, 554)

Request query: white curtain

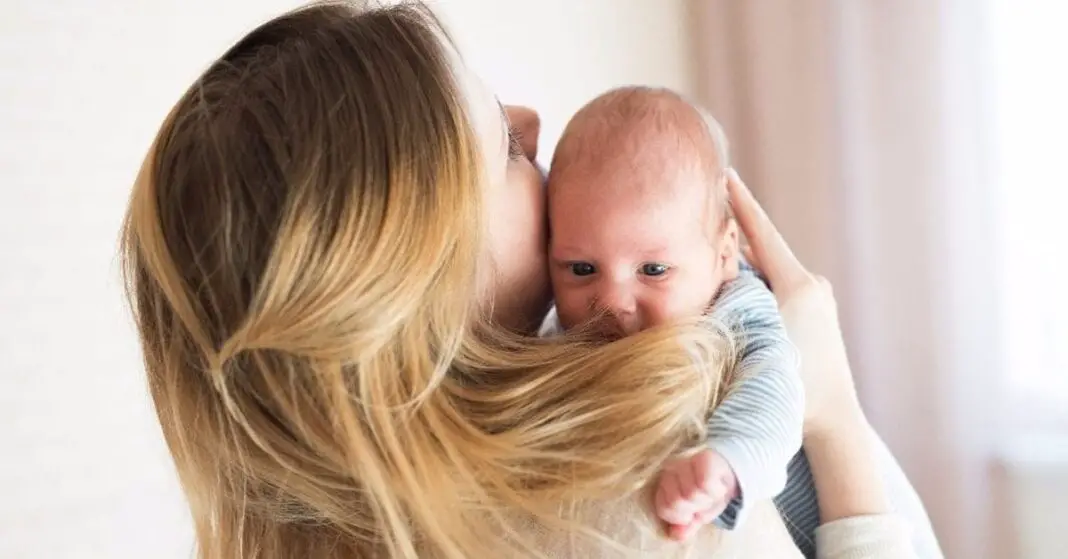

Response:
(688, 1), (1008, 557)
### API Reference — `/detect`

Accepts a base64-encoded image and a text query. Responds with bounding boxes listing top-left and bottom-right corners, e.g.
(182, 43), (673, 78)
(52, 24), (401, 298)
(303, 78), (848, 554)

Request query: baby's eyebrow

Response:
(548, 248), (583, 259)
(637, 246), (672, 258)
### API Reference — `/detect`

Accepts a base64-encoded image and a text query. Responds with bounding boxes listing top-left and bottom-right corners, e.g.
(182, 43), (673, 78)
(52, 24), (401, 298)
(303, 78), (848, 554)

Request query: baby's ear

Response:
(719, 219), (741, 281)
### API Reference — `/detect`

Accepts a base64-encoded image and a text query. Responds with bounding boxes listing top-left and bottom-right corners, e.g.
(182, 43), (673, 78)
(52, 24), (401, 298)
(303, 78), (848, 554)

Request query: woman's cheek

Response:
(483, 161), (552, 330)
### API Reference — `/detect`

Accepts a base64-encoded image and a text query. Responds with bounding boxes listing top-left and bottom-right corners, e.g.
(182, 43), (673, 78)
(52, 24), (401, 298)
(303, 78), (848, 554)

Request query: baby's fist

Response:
(654, 449), (740, 541)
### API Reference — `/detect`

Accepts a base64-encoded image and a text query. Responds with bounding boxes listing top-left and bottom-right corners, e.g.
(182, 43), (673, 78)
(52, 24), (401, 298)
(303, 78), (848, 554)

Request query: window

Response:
(989, 1), (1068, 429)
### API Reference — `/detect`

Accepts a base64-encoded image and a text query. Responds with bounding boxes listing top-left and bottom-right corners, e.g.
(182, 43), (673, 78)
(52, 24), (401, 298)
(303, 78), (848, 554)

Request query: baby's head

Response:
(548, 86), (739, 337)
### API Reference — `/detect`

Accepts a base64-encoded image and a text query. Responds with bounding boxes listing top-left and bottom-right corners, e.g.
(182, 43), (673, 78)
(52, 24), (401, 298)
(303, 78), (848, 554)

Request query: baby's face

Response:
(549, 166), (737, 337)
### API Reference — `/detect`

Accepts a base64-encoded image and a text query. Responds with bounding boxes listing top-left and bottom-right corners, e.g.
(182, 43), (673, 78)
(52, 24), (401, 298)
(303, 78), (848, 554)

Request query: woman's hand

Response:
(726, 170), (864, 438)
(728, 170), (895, 524)
(659, 170), (893, 539)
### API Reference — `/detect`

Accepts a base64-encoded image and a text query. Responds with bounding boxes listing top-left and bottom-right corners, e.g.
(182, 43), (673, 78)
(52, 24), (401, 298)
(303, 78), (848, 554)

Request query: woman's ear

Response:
(505, 105), (540, 161)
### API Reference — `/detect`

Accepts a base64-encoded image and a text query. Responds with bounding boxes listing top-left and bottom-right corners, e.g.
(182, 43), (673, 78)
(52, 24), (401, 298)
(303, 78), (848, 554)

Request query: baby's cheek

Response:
(548, 275), (584, 329)
(663, 279), (722, 323)
(642, 297), (688, 328)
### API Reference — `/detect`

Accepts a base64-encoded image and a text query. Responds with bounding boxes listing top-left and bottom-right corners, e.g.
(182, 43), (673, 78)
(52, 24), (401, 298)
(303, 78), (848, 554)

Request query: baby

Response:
(544, 86), (808, 548)
(542, 86), (944, 559)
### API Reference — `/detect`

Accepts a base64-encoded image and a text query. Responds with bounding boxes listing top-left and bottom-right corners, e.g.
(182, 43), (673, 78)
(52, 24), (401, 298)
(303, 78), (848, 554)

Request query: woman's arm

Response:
(726, 169), (921, 558)
(806, 413), (890, 522)
(809, 418), (940, 558)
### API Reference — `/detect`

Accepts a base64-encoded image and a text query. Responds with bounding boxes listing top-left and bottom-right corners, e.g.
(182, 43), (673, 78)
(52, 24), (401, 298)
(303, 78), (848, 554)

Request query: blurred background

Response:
(1, 0), (1065, 557)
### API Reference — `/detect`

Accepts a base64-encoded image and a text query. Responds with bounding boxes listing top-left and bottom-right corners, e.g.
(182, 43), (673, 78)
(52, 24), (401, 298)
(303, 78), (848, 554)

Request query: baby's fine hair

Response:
(550, 85), (732, 221)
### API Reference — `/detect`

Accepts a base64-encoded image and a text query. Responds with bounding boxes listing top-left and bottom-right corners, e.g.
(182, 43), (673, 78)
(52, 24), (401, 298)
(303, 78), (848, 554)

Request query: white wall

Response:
(432, 0), (695, 164)
(0, 1), (693, 557)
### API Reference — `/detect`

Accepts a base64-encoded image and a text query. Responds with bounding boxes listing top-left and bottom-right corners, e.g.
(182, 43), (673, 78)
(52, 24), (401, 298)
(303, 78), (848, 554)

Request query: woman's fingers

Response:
(726, 169), (809, 290)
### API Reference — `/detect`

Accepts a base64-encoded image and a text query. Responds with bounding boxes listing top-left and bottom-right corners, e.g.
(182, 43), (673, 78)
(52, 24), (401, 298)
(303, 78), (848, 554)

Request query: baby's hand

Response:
(654, 449), (740, 541)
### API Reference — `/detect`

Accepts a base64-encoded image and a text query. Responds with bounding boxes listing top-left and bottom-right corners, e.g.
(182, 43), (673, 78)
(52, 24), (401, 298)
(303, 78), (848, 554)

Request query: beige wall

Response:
(433, 0), (695, 163)
(0, 1), (695, 557)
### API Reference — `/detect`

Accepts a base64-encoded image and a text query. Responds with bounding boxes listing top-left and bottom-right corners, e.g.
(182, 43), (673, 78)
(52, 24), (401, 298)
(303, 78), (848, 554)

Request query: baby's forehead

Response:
(550, 175), (713, 255)
(553, 125), (716, 204)
(596, 156), (709, 206)
(551, 160), (711, 230)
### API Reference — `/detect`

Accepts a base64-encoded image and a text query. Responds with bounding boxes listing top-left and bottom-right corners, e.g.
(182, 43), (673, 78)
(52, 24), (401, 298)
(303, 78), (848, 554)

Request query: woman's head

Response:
(122, 2), (733, 557)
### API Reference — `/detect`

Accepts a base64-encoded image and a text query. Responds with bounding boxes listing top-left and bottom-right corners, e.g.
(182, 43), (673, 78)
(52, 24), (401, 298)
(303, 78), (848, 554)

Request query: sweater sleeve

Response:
(816, 515), (917, 559)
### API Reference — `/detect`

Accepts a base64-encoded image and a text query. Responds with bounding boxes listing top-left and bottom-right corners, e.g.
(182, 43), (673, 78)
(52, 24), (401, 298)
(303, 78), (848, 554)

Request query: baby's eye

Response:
(569, 262), (596, 277)
(640, 263), (670, 276)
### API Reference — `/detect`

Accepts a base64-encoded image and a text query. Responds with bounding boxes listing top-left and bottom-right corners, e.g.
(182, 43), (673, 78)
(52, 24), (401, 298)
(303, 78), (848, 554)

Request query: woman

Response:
(121, 2), (916, 557)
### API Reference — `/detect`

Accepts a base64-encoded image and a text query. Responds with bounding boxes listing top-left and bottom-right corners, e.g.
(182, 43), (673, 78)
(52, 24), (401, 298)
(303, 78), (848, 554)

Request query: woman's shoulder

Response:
(503, 496), (799, 558)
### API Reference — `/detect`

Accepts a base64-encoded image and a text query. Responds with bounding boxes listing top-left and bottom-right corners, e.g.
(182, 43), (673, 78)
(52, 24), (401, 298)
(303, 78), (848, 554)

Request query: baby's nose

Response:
(594, 284), (637, 317)
(591, 285), (644, 336)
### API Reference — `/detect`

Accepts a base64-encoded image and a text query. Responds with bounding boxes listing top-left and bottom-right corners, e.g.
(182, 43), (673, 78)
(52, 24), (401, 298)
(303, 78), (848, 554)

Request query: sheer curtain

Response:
(987, 5), (1068, 556)
(687, 1), (1012, 557)
(989, 1), (1068, 435)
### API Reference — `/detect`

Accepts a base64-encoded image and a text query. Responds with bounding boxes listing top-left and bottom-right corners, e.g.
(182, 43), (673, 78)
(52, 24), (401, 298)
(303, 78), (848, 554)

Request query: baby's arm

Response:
(705, 261), (805, 528)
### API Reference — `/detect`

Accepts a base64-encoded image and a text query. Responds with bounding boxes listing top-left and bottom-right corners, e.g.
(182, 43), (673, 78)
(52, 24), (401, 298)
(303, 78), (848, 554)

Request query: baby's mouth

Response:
(590, 317), (630, 342)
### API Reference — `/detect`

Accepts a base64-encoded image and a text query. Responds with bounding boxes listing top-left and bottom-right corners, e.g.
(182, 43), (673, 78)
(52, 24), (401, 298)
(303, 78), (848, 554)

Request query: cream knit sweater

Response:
(507, 497), (914, 558)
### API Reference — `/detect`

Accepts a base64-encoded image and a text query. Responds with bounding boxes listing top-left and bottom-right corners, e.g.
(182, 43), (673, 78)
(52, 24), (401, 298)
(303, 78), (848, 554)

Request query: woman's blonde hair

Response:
(121, 2), (734, 557)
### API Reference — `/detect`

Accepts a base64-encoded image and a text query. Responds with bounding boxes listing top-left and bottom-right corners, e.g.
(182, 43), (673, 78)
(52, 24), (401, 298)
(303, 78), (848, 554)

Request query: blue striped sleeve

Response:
(705, 262), (805, 530)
